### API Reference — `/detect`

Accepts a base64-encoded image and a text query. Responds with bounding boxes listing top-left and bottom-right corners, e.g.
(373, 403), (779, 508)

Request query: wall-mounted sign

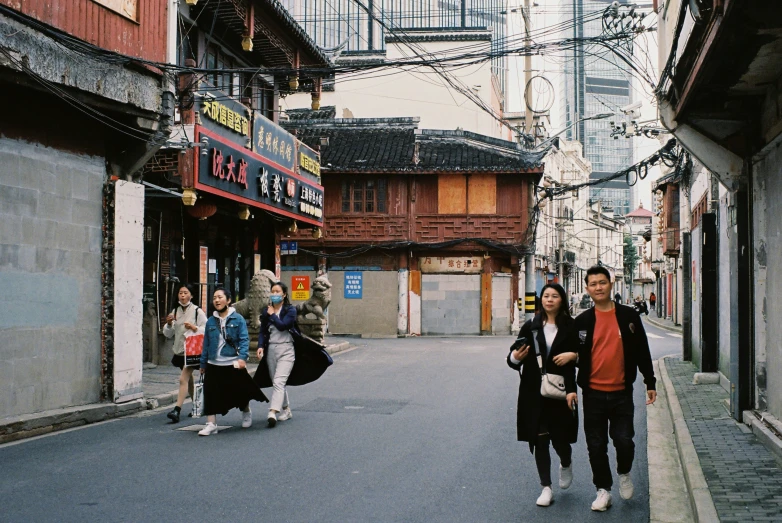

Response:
(199, 89), (250, 142)
(344, 272), (363, 299)
(420, 256), (483, 274)
(297, 141), (321, 181)
(280, 241), (298, 255)
(195, 128), (324, 226)
(91, 0), (137, 21)
(253, 112), (296, 172)
(291, 276), (310, 301)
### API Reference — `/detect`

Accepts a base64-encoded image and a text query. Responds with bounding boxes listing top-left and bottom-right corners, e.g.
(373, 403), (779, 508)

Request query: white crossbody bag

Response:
(532, 329), (567, 400)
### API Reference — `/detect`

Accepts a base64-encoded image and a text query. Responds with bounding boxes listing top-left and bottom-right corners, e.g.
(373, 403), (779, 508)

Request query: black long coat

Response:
(507, 316), (579, 451)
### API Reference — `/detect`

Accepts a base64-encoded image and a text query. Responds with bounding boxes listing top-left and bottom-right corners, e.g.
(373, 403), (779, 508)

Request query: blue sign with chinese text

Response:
(288, 241), (298, 255)
(281, 241), (289, 255)
(344, 271), (363, 299)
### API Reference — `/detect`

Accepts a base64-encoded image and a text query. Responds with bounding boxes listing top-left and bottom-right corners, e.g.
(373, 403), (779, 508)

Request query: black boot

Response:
(167, 407), (181, 423)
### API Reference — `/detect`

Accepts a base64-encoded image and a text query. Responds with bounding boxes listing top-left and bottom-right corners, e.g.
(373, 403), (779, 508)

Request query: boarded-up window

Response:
(496, 175), (524, 214)
(438, 173), (467, 214)
(467, 173), (496, 214)
(415, 176), (438, 213)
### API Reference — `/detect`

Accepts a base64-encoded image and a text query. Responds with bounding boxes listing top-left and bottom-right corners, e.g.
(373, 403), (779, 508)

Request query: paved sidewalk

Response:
(663, 357), (782, 522)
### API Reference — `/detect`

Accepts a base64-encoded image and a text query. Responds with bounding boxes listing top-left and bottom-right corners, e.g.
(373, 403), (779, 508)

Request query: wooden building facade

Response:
(282, 111), (545, 336)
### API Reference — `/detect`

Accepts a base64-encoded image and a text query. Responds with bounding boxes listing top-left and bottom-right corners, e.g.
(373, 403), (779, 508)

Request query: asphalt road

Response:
(1, 322), (683, 523)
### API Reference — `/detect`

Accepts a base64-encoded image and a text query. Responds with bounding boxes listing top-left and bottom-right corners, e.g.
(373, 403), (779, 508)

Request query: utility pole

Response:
(523, 0), (533, 136)
(525, 180), (536, 321)
(558, 194), (565, 287)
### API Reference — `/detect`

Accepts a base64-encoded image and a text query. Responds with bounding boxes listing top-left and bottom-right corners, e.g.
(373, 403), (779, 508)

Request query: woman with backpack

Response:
(162, 283), (207, 423)
(507, 283), (579, 507)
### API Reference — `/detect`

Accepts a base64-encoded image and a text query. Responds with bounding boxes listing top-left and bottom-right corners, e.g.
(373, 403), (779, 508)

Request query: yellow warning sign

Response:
(291, 276), (310, 301)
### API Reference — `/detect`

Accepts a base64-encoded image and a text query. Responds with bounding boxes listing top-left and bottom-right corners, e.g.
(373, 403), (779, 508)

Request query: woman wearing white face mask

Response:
(256, 281), (298, 427)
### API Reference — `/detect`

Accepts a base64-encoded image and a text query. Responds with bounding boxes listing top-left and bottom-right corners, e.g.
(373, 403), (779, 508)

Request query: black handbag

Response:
(253, 323), (333, 388)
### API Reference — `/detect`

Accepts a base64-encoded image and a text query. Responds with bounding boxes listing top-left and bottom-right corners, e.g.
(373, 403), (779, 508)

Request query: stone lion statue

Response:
(296, 274), (332, 341)
(233, 271), (332, 343)
(233, 269), (276, 333)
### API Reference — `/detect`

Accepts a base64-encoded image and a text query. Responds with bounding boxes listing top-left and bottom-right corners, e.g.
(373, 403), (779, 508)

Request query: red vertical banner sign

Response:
(200, 246), (209, 309)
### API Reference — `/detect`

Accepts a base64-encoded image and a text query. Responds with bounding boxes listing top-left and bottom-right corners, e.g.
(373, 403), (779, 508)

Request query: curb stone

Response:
(0, 399), (145, 444)
(0, 341), (353, 444)
(646, 316), (683, 334)
(659, 357), (719, 523)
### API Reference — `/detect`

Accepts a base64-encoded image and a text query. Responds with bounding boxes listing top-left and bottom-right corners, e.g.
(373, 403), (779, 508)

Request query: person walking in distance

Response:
(256, 282), (297, 428)
(507, 283), (579, 507)
(162, 283), (207, 423)
(649, 292), (656, 315)
(572, 266), (657, 512)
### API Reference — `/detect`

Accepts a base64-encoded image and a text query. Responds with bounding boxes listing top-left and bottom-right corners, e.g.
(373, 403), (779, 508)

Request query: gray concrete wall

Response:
(421, 274), (481, 335)
(0, 137), (105, 418)
(718, 191), (736, 379)
(754, 141), (782, 417)
(327, 271), (398, 336)
(491, 274), (512, 335)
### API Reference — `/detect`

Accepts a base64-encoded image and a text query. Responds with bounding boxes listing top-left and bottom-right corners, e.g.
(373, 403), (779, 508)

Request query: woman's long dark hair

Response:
(271, 281), (292, 308)
(536, 283), (571, 328)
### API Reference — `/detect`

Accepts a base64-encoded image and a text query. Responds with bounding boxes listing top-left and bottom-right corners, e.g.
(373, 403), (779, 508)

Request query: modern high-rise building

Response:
(559, 0), (634, 216)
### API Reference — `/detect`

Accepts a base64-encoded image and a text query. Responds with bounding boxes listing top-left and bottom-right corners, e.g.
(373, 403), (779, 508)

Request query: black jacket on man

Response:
(570, 304), (656, 392)
(507, 316), (578, 449)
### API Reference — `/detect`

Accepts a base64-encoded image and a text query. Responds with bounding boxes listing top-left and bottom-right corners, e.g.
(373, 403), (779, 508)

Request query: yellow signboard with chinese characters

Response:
(420, 256), (484, 274)
(201, 99), (250, 137)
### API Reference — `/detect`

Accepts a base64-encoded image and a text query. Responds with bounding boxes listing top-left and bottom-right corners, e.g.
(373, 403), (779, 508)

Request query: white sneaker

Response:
(536, 486), (553, 507)
(591, 489), (612, 511)
(559, 464), (573, 489)
(241, 408), (252, 428)
(198, 422), (218, 436)
(277, 407), (292, 421)
(267, 411), (277, 428)
(618, 473), (634, 499)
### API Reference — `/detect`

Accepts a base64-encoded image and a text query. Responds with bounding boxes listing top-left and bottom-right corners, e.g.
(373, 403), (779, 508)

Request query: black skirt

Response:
(204, 363), (268, 416)
(171, 354), (185, 370)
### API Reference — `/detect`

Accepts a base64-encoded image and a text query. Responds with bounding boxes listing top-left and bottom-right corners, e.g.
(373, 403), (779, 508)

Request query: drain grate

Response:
(296, 398), (409, 415)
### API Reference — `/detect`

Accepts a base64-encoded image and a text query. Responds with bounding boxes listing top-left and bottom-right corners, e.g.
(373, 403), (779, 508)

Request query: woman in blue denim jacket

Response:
(197, 288), (267, 436)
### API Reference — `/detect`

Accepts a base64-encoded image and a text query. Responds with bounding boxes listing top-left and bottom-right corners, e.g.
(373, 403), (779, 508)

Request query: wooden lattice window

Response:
(341, 178), (387, 213)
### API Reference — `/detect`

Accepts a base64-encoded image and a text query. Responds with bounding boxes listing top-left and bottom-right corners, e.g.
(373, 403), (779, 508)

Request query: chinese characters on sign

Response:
(419, 257), (484, 274)
(344, 272), (363, 299)
(299, 150), (321, 178)
(291, 276), (310, 301)
(196, 130), (324, 226)
(202, 99), (249, 137)
(253, 112), (296, 171)
(210, 149), (248, 189)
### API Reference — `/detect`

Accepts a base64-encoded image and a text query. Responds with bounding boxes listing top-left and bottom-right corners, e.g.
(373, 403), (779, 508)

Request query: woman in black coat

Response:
(507, 283), (579, 507)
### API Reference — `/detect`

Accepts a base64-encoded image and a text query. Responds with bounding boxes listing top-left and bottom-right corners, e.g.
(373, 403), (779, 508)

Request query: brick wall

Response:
(0, 137), (104, 418)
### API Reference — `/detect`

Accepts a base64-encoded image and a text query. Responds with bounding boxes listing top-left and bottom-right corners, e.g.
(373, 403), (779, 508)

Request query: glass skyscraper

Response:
(559, 0), (634, 216)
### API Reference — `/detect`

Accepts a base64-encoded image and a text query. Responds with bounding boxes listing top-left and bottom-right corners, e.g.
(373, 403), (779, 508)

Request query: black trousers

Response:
(534, 434), (572, 487)
(583, 389), (635, 490)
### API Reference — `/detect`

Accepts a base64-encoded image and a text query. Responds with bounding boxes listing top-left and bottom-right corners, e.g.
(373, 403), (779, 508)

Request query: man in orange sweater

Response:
(572, 266), (657, 512)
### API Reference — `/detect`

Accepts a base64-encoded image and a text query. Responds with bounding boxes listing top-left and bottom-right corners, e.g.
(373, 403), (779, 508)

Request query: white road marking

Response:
(647, 333), (664, 339)
(668, 333), (682, 338)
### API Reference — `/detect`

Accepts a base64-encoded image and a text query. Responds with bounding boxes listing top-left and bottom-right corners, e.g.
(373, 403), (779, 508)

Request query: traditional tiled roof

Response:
(283, 117), (545, 173)
(625, 206), (655, 217)
(286, 106), (337, 121)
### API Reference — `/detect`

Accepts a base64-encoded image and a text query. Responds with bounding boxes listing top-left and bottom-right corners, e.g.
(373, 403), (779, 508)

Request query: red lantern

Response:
(186, 201), (217, 220)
